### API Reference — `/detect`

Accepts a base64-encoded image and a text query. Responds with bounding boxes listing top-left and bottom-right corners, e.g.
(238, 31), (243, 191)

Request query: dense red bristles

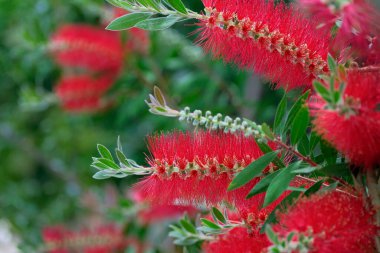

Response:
(203, 227), (270, 253)
(313, 70), (380, 168)
(198, 0), (330, 90)
(147, 131), (263, 168)
(50, 24), (123, 73)
(55, 74), (114, 113)
(135, 131), (270, 207)
(42, 224), (126, 253)
(274, 192), (377, 252)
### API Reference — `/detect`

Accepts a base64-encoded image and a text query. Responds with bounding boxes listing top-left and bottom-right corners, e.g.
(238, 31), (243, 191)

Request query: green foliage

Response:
(228, 151), (279, 191)
(106, 12), (153, 30)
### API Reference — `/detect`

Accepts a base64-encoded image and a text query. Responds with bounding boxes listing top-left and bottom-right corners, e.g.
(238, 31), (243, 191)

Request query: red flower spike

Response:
(55, 74), (114, 113)
(130, 188), (198, 224)
(134, 131), (269, 207)
(274, 191), (377, 253)
(203, 227), (270, 253)
(42, 224), (126, 253)
(313, 70), (380, 168)
(198, 0), (330, 90)
(49, 24), (123, 73)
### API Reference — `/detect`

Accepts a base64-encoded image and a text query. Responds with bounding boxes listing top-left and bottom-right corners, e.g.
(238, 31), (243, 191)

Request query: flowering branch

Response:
(91, 138), (151, 179)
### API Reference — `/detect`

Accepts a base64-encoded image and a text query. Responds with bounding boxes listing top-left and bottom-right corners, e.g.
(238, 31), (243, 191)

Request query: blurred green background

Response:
(0, 0), (283, 251)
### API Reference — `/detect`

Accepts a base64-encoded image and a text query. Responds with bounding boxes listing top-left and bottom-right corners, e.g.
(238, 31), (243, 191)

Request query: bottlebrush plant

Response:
(89, 0), (380, 252)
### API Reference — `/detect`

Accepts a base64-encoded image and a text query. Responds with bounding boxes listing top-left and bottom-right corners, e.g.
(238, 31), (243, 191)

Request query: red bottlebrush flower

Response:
(42, 224), (126, 253)
(138, 204), (198, 224)
(49, 24), (123, 73)
(274, 191), (377, 252)
(134, 131), (268, 207)
(312, 70), (380, 168)
(130, 188), (198, 224)
(198, 0), (330, 90)
(55, 74), (114, 113)
(203, 227), (270, 253)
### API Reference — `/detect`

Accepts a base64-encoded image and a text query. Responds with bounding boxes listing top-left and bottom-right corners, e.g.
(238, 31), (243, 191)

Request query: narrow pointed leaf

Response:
(290, 106), (309, 145)
(273, 92), (287, 134)
(135, 16), (180, 30)
(96, 158), (120, 170)
(167, 0), (188, 14)
(211, 207), (226, 224)
(313, 81), (331, 102)
(304, 180), (324, 197)
(228, 151), (279, 191)
(200, 218), (221, 229)
(106, 12), (152, 31)
(97, 144), (113, 161)
(179, 219), (196, 234)
(263, 162), (300, 207)
(284, 90), (310, 131)
(256, 141), (285, 168)
(246, 170), (281, 198)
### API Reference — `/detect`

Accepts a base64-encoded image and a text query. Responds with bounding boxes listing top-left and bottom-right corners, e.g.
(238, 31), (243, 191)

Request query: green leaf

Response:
(106, 12), (152, 31)
(319, 163), (350, 177)
(265, 226), (279, 244)
(261, 123), (274, 140)
(91, 162), (110, 170)
(274, 92), (287, 134)
(228, 151), (279, 191)
(211, 207), (226, 224)
(284, 90), (310, 131)
(135, 15), (180, 30)
(200, 218), (221, 229)
(115, 149), (128, 165)
(97, 144), (113, 161)
(167, 0), (188, 14)
(290, 106), (309, 145)
(297, 135), (310, 156)
(93, 170), (112, 180)
(117, 136), (123, 152)
(320, 140), (337, 165)
(292, 166), (319, 174)
(309, 131), (320, 152)
(96, 158), (120, 170)
(313, 81), (331, 102)
(320, 181), (338, 193)
(256, 141), (285, 168)
(246, 170), (281, 198)
(263, 162), (300, 207)
(179, 219), (197, 234)
(304, 180), (324, 197)
(106, 0), (133, 9)
(327, 54), (337, 74)
(139, 0), (161, 11)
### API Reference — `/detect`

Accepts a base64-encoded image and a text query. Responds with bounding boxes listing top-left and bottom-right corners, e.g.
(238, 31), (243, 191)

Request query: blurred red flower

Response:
(42, 224), (126, 253)
(55, 74), (114, 113)
(298, 0), (380, 64)
(49, 24), (123, 73)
